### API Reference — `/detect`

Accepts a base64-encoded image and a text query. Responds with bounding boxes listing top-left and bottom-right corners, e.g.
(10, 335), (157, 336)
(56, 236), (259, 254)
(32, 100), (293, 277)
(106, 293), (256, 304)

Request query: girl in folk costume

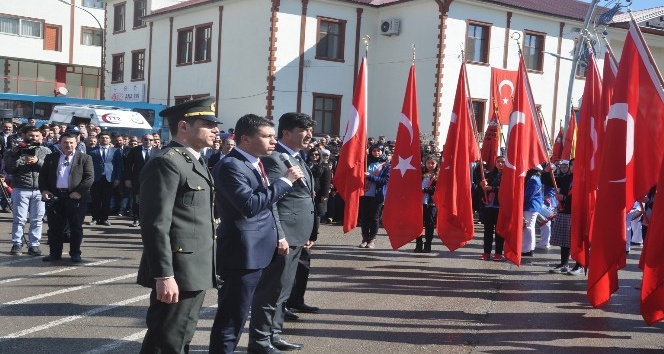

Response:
(359, 145), (390, 249)
(414, 154), (439, 253)
(479, 156), (506, 261)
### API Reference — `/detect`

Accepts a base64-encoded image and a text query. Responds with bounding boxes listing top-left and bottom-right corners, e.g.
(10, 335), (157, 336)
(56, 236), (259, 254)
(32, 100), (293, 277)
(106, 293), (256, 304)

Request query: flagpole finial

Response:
(511, 32), (522, 53)
(412, 44), (416, 65)
(363, 35), (371, 58)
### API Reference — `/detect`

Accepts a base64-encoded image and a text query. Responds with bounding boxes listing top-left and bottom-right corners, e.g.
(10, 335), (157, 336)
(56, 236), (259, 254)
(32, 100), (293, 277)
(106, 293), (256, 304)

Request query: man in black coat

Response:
(124, 134), (157, 227)
(39, 132), (94, 262)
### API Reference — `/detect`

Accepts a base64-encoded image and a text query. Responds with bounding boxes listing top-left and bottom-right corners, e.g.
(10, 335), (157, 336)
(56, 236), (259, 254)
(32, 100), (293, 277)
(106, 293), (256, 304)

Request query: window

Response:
(111, 53), (124, 83)
(471, 99), (486, 136)
(81, 27), (102, 46)
(177, 28), (193, 65)
(0, 16), (42, 38)
(82, 0), (104, 9)
(114, 3), (126, 33)
(44, 25), (61, 51)
(466, 22), (490, 64)
(131, 50), (145, 81)
(316, 17), (345, 61)
(133, 0), (147, 28)
(195, 25), (212, 62)
(312, 93), (342, 135)
(523, 31), (545, 71)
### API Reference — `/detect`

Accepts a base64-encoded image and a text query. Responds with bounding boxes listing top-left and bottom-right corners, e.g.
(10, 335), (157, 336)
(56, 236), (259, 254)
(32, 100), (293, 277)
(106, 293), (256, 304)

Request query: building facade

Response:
(0, 0), (104, 100)
(102, 0), (664, 145)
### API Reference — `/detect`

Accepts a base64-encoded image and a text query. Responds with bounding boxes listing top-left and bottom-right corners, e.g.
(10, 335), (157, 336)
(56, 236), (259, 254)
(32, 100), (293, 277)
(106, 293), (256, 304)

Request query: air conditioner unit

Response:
(380, 19), (400, 36)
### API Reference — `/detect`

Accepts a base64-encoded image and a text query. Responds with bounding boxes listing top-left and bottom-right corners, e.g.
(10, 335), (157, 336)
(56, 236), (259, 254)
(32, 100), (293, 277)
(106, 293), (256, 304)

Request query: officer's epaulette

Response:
(165, 147), (193, 163)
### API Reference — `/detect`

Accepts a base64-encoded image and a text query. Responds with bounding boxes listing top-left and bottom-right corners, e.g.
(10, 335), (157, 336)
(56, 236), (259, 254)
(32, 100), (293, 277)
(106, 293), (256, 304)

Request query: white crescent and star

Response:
(606, 103), (634, 183)
(499, 79), (515, 105)
(504, 111), (526, 176)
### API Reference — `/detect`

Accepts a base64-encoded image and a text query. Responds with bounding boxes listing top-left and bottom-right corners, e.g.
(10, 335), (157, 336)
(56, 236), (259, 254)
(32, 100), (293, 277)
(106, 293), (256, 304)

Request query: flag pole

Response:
(363, 35), (370, 173)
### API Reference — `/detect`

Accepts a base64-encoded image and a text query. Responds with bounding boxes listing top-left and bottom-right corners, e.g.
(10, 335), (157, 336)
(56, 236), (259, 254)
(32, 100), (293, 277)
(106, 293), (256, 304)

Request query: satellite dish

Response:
(57, 86), (69, 96)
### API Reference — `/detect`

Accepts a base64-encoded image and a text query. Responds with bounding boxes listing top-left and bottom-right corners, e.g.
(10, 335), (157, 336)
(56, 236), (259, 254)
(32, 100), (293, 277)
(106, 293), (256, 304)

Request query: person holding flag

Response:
(358, 145), (390, 249)
(479, 156), (506, 261)
(414, 154), (439, 253)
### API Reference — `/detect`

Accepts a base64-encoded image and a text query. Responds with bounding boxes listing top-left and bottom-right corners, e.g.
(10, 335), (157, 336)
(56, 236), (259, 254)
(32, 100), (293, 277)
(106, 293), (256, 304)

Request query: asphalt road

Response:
(0, 212), (662, 354)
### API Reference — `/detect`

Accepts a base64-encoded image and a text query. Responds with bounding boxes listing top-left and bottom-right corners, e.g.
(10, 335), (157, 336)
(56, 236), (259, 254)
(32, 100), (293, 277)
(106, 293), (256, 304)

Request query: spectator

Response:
(359, 144), (390, 249)
(0, 173), (11, 213)
(479, 156), (506, 261)
(415, 154), (438, 253)
(87, 132), (124, 226)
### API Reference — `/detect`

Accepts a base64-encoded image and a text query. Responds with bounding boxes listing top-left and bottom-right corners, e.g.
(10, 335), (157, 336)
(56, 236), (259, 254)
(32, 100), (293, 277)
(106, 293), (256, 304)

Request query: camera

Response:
(20, 142), (41, 157)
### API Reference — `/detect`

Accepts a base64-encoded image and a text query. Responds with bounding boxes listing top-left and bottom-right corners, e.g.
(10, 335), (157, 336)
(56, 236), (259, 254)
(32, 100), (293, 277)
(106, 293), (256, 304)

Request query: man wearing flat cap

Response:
(137, 96), (220, 354)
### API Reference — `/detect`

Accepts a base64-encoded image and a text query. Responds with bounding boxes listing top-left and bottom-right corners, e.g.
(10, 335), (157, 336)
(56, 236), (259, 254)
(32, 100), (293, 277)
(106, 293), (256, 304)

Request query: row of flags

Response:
(332, 17), (664, 325)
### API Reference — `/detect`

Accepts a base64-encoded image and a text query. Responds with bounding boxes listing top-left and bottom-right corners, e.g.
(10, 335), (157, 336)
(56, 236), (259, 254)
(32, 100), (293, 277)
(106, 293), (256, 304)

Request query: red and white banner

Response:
(496, 57), (548, 266)
(435, 64), (480, 251)
(384, 64), (423, 249)
(491, 68), (519, 124)
(587, 21), (664, 313)
(333, 58), (368, 233)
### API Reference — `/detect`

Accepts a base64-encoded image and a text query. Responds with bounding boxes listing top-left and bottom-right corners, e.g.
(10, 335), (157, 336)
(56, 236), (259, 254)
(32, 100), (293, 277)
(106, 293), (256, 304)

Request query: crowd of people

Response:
(6, 94), (650, 353)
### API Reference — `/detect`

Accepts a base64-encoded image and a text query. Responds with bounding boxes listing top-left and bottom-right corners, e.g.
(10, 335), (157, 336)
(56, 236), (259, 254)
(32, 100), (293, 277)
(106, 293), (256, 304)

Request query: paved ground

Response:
(0, 212), (662, 354)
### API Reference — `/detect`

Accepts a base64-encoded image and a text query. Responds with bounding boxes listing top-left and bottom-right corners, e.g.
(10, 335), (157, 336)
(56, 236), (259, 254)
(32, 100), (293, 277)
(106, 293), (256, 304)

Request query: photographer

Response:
(3, 126), (51, 256)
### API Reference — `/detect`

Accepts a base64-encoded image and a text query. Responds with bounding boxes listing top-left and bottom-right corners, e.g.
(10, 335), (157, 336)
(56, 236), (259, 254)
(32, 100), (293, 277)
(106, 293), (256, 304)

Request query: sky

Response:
(578, 0), (663, 11)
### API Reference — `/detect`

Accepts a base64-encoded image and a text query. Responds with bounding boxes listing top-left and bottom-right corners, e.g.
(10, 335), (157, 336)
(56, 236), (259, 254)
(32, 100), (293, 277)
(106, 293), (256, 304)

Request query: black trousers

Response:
(287, 246), (311, 307)
(359, 196), (382, 237)
(481, 207), (504, 254)
(90, 178), (113, 222)
(140, 288), (206, 354)
(46, 195), (87, 257)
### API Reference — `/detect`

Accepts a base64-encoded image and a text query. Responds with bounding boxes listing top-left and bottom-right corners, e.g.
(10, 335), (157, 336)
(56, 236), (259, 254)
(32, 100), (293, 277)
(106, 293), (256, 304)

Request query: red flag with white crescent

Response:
(496, 57), (548, 266)
(551, 126), (564, 161)
(491, 68), (518, 124)
(333, 57), (367, 233)
(587, 21), (664, 315)
(561, 111), (577, 160)
(435, 64), (480, 251)
(383, 64), (423, 249)
(570, 51), (601, 268)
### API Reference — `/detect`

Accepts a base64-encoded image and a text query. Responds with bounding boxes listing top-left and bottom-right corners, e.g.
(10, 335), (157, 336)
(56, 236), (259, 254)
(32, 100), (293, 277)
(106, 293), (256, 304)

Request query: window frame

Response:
(176, 26), (194, 66)
(111, 53), (125, 83)
(133, 0), (147, 29)
(0, 16), (43, 38)
(113, 2), (126, 34)
(471, 99), (487, 137)
(194, 24), (213, 63)
(523, 30), (545, 73)
(131, 49), (145, 81)
(315, 17), (346, 62)
(465, 20), (491, 65)
(312, 93), (342, 135)
(81, 26), (103, 46)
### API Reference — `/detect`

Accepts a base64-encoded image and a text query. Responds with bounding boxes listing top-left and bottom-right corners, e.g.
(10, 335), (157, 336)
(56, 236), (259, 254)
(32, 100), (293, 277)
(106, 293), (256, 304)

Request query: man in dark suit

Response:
(87, 131), (123, 225)
(137, 97), (220, 354)
(0, 120), (17, 160)
(124, 134), (157, 227)
(247, 112), (316, 353)
(209, 114), (304, 354)
(39, 132), (94, 262)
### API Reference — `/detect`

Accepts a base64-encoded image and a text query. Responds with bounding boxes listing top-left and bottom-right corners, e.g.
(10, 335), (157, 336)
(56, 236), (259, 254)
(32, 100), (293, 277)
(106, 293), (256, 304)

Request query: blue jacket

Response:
(87, 145), (124, 182)
(523, 174), (543, 212)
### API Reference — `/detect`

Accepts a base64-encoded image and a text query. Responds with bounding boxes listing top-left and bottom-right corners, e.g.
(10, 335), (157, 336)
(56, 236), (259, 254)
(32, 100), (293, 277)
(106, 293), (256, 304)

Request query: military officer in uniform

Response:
(137, 97), (220, 354)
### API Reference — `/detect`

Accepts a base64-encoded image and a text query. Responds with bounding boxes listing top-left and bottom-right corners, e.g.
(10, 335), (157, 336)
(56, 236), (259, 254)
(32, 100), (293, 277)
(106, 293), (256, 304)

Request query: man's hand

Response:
(124, 180), (132, 189)
(24, 156), (38, 164)
(277, 239), (290, 255)
(284, 166), (304, 183)
(113, 180), (120, 188)
(69, 191), (82, 200)
(41, 191), (53, 202)
(304, 240), (315, 249)
(156, 278), (179, 304)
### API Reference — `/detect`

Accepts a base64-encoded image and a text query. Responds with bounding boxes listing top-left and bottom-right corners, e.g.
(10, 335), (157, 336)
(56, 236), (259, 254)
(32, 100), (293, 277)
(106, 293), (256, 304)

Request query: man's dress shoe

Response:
(247, 345), (284, 354)
(271, 339), (303, 351)
(284, 308), (299, 321)
(289, 303), (319, 313)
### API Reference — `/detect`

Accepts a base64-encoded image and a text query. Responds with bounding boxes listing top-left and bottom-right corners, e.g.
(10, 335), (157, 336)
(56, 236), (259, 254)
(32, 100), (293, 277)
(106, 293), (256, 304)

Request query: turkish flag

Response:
(384, 64), (423, 249)
(587, 21), (664, 308)
(435, 64), (480, 251)
(491, 68), (519, 124)
(496, 57), (548, 266)
(334, 57), (367, 233)
(596, 49), (618, 180)
(570, 52), (601, 268)
(642, 162), (664, 325)
(551, 126), (564, 161)
(561, 111), (577, 160)
(481, 105), (500, 171)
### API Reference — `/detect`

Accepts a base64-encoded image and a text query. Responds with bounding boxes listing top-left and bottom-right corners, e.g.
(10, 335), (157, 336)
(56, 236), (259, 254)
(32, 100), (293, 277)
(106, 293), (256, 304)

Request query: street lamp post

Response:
(57, 0), (105, 99)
